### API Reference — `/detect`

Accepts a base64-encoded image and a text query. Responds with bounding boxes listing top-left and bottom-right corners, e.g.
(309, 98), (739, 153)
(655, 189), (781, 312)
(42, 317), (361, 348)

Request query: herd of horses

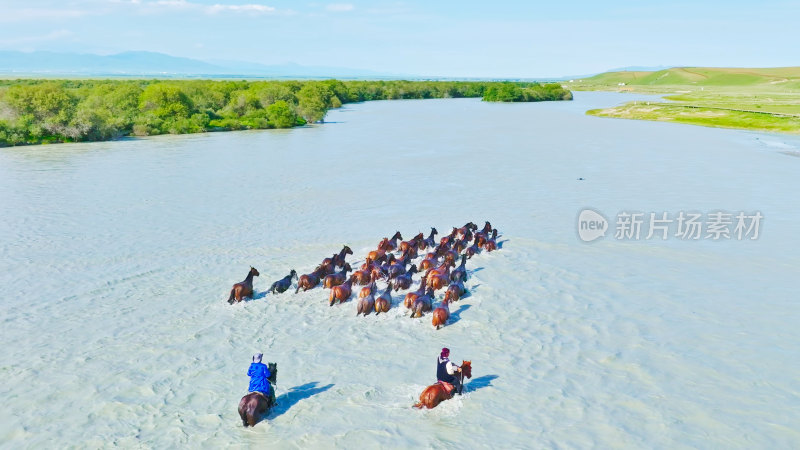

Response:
(228, 221), (500, 422)
(228, 221), (500, 330)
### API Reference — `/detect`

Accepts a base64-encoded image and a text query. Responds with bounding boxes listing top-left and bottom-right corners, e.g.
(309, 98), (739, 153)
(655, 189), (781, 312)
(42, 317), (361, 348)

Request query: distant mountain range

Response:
(0, 50), (401, 78)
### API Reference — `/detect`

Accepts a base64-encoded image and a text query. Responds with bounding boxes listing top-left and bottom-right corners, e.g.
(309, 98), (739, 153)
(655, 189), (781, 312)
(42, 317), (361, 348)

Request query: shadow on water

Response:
(461, 283), (480, 299)
(448, 304), (472, 325)
(269, 382), (334, 419)
(465, 375), (498, 393)
(251, 291), (268, 300)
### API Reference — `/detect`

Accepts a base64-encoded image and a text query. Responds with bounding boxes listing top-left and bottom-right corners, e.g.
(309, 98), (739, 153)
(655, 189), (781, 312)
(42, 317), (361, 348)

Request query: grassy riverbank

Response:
(0, 79), (571, 147)
(573, 67), (800, 134)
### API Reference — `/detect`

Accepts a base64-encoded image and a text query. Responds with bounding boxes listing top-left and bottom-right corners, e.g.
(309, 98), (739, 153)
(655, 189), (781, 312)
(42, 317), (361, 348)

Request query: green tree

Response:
(139, 84), (193, 119)
(296, 83), (332, 123)
(266, 100), (298, 128)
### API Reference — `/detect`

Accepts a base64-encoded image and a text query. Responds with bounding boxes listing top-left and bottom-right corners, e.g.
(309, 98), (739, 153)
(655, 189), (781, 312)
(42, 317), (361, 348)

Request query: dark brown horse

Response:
(413, 361), (472, 409)
(484, 229), (499, 252)
(238, 362), (277, 426)
(450, 254), (468, 283)
(465, 240), (480, 259)
(384, 231), (403, 252)
(228, 267), (259, 304)
(319, 253), (338, 275)
(456, 222), (477, 242)
(420, 227), (438, 251)
(268, 270), (297, 294)
(393, 264), (418, 291)
(333, 245), (353, 267)
(444, 279), (466, 303)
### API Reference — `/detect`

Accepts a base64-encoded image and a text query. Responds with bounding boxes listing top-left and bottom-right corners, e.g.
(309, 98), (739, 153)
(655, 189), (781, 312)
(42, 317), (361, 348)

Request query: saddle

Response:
(436, 381), (455, 396)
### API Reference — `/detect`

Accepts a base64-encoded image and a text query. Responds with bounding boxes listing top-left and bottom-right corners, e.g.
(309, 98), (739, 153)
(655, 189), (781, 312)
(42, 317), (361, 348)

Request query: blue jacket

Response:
(247, 362), (272, 394)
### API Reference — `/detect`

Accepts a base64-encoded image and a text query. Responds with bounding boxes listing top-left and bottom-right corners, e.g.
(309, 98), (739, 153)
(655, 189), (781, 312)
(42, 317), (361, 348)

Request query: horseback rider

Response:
(248, 353), (275, 405)
(436, 347), (462, 395)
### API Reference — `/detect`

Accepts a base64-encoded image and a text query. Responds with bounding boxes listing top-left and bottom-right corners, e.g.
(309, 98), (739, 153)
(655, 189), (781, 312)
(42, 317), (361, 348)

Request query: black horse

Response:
(269, 270), (297, 294)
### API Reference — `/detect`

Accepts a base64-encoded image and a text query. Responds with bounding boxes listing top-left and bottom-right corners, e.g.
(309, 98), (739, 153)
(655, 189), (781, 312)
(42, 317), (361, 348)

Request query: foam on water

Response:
(1, 93), (799, 448)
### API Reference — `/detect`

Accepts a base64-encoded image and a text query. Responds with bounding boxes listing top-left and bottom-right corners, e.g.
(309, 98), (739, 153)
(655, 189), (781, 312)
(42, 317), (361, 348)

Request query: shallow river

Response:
(1, 92), (799, 448)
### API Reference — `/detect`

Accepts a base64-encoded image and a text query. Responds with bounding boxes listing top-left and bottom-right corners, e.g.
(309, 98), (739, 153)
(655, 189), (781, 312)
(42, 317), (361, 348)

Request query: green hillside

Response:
(574, 67), (800, 89)
(576, 67), (800, 134)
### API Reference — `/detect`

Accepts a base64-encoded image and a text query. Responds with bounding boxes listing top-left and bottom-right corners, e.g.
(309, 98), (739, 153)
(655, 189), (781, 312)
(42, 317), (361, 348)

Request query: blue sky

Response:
(1, 0), (797, 77)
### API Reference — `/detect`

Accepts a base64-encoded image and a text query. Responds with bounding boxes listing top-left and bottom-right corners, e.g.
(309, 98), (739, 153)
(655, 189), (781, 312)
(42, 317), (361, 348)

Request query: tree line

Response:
(0, 79), (572, 147)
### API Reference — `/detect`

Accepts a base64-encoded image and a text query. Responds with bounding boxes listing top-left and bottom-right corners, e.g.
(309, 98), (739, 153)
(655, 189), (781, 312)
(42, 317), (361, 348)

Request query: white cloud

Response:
(326, 3), (354, 12)
(206, 4), (276, 14)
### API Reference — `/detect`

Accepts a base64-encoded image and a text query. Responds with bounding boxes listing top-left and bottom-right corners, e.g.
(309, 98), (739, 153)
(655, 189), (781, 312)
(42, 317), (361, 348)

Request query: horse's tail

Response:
(228, 288), (236, 304)
(412, 402), (424, 409)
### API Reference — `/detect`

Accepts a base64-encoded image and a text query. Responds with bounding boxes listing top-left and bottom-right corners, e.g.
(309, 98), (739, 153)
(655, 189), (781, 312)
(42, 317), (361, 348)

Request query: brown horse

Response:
(431, 298), (450, 329)
(427, 266), (451, 292)
(329, 279), (353, 306)
(228, 267), (259, 304)
(367, 246), (388, 265)
(443, 248), (459, 267)
(374, 284), (392, 314)
(268, 270), (297, 294)
(359, 272), (379, 298)
(419, 253), (438, 271)
(238, 362), (277, 426)
(413, 361), (472, 409)
(295, 266), (326, 293)
(444, 279), (466, 303)
(357, 289), (375, 316)
(404, 275), (427, 309)
(484, 229), (498, 252)
(400, 233), (424, 254)
(410, 287), (434, 318)
(322, 263), (352, 289)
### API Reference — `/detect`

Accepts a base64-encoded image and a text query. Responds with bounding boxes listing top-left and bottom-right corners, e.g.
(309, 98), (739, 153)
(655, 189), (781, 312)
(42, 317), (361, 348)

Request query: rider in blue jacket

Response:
(248, 353), (272, 399)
